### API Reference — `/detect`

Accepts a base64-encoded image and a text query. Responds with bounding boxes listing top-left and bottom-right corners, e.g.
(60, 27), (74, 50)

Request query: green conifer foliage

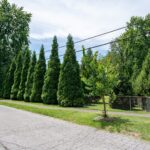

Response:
(57, 35), (83, 107)
(17, 49), (31, 100)
(81, 48), (96, 99)
(3, 59), (16, 99)
(30, 45), (46, 102)
(10, 51), (23, 100)
(42, 36), (60, 104)
(134, 49), (150, 96)
(24, 51), (37, 101)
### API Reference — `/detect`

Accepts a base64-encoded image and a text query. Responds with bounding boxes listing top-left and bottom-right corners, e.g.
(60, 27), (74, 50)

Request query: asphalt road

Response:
(0, 105), (150, 150)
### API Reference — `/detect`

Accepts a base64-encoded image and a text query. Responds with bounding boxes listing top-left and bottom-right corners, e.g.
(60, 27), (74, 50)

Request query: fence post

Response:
(129, 97), (132, 111)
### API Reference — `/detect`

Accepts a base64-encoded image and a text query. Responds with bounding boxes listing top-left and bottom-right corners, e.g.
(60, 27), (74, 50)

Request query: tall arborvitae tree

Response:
(81, 47), (93, 78)
(3, 59), (16, 99)
(87, 52), (99, 98)
(11, 51), (23, 100)
(30, 45), (46, 102)
(24, 51), (37, 101)
(42, 36), (60, 104)
(96, 56), (118, 118)
(81, 47), (95, 99)
(17, 49), (31, 100)
(57, 35), (83, 107)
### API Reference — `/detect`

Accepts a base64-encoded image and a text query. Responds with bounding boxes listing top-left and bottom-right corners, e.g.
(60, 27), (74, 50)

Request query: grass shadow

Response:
(94, 116), (132, 133)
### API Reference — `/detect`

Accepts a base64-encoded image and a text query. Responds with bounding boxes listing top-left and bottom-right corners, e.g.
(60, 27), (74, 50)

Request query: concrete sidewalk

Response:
(0, 105), (150, 150)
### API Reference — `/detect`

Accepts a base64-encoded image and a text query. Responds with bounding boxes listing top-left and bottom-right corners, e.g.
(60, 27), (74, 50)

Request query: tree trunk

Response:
(102, 96), (107, 118)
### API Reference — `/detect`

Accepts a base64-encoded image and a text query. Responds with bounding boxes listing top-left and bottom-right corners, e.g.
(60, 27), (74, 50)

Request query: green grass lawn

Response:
(83, 96), (148, 114)
(0, 100), (150, 141)
(1, 97), (148, 114)
(84, 103), (149, 114)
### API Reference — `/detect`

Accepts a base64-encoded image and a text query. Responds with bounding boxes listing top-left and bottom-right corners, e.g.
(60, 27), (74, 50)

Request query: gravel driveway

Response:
(0, 105), (150, 150)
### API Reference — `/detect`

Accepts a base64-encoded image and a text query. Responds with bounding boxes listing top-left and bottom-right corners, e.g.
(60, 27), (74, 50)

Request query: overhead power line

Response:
(59, 26), (126, 48)
(46, 30), (149, 61)
(46, 27), (149, 60)
(44, 26), (126, 54)
(46, 36), (127, 60)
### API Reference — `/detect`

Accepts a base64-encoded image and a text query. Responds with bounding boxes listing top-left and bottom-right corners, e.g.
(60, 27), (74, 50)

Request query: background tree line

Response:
(0, 0), (149, 109)
(108, 14), (150, 97)
(0, 0), (31, 97)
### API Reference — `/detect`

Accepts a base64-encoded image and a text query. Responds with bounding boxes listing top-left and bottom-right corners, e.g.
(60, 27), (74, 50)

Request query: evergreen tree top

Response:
(64, 34), (76, 63)
(66, 34), (74, 49)
(32, 51), (37, 63)
(50, 36), (59, 59)
(87, 48), (93, 57)
(82, 46), (86, 56)
(38, 45), (46, 62)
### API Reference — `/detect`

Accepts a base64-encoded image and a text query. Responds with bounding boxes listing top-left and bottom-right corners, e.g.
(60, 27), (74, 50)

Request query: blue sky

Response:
(9, 0), (150, 60)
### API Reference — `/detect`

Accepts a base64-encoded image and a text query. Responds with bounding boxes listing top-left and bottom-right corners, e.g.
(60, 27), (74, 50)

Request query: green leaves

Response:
(133, 49), (150, 96)
(81, 48), (98, 100)
(42, 36), (60, 104)
(0, 0), (31, 95)
(30, 45), (46, 102)
(3, 58), (16, 99)
(17, 49), (31, 100)
(96, 56), (118, 97)
(58, 35), (83, 107)
(110, 14), (150, 96)
(10, 51), (23, 100)
(24, 51), (37, 101)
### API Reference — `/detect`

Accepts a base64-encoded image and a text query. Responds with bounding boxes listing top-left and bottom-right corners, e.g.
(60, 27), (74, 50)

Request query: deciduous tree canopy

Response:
(0, 0), (31, 96)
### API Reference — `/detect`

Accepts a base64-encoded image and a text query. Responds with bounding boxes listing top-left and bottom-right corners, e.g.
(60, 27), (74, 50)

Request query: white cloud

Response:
(9, 0), (150, 40)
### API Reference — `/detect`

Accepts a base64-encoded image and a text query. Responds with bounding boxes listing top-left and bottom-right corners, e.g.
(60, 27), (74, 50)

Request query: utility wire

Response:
(44, 26), (126, 54)
(46, 30), (149, 61)
(46, 27), (149, 60)
(46, 36), (127, 60)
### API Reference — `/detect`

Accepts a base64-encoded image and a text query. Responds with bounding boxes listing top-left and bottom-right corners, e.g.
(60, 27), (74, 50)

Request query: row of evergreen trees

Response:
(3, 35), (83, 107)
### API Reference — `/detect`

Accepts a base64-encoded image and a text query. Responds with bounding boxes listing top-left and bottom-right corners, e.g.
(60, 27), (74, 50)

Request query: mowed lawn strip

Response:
(0, 101), (150, 141)
(0, 100), (149, 115)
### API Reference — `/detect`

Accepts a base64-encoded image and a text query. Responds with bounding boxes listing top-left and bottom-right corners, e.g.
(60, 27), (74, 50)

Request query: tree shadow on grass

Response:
(94, 116), (132, 133)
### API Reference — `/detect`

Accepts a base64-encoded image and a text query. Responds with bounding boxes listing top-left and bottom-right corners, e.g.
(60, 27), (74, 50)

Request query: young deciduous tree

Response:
(30, 45), (46, 102)
(17, 49), (31, 100)
(96, 56), (118, 118)
(10, 51), (23, 100)
(24, 51), (37, 101)
(42, 36), (60, 104)
(57, 35), (83, 107)
(3, 59), (16, 99)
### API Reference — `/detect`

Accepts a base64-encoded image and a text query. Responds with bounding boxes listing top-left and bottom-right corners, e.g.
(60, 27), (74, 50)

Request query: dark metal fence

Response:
(112, 96), (150, 112)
